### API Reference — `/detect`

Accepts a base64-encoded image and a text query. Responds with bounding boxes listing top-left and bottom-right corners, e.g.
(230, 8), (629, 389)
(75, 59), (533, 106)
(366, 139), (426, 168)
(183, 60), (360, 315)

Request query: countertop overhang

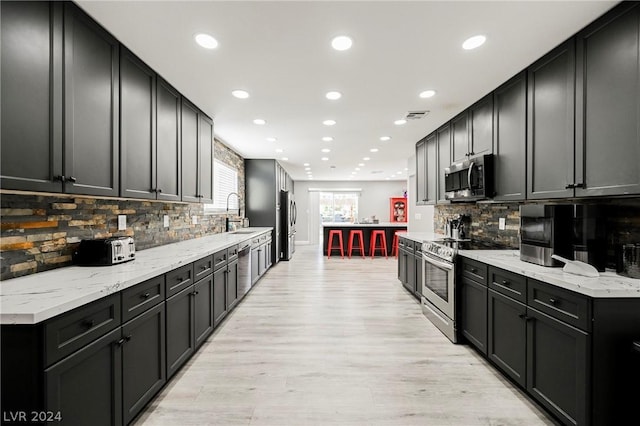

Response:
(0, 228), (273, 325)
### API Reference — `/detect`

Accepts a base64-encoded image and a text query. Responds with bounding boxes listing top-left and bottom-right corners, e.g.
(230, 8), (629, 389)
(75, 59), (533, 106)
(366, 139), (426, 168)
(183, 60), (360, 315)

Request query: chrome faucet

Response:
(225, 192), (244, 232)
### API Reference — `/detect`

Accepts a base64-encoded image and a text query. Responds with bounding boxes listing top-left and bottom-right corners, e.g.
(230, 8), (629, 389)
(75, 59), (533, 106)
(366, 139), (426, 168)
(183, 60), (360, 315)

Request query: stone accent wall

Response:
(0, 139), (245, 280)
(435, 203), (521, 248)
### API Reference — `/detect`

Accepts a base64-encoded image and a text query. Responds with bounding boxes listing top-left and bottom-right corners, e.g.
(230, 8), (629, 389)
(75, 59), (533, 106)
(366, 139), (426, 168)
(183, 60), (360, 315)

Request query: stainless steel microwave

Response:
(444, 154), (494, 202)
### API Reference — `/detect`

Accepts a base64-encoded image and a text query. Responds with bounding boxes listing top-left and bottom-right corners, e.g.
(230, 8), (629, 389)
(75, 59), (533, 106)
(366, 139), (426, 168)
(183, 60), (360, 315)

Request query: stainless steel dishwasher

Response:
(237, 241), (252, 298)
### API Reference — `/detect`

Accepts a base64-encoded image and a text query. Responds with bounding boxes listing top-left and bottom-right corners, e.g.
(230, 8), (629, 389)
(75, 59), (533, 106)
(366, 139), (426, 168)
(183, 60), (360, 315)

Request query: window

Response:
(203, 160), (238, 213)
(320, 192), (359, 223)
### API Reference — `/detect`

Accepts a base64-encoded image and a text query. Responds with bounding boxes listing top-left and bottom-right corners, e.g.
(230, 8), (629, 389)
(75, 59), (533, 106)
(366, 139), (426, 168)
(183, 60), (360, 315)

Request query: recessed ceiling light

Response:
(303, 163), (310, 166)
(462, 35), (486, 50)
(380, 136), (391, 142)
(323, 119), (336, 126)
(305, 167), (311, 171)
(398, 171), (403, 174)
(404, 167), (408, 171)
(394, 119), (407, 125)
(266, 137), (277, 142)
(306, 171), (312, 174)
(385, 177), (390, 180)
(232, 90), (249, 99)
(326, 91), (342, 100)
(355, 168), (360, 171)
(253, 119), (266, 125)
(275, 148), (283, 153)
(194, 33), (218, 49)
(322, 136), (334, 142)
(363, 157), (370, 161)
(370, 148), (379, 153)
(358, 163), (365, 167)
(281, 157), (288, 161)
(321, 157), (329, 161)
(321, 148), (331, 153)
(419, 90), (436, 98)
(331, 35), (353, 51)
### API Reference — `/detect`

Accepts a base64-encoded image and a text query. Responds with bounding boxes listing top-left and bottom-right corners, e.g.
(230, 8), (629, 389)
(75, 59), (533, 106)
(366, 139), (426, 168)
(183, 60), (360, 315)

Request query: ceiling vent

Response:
(406, 110), (430, 120)
(371, 170), (384, 174)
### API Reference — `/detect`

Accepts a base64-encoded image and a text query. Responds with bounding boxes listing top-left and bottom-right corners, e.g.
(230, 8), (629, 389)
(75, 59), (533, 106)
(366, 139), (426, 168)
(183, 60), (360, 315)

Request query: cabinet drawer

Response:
(213, 249), (227, 271)
(398, 237), (408, 250)
(194, 255), (213, 281)
(489, 266), (526, 303)
(527, 279), (591, 331)
(166, 264), (194, 298)
(461, 258), (488, 285)
(121, 275), (165, 323)
(227, 245), (239, 262)
(45, 293), (121, 366)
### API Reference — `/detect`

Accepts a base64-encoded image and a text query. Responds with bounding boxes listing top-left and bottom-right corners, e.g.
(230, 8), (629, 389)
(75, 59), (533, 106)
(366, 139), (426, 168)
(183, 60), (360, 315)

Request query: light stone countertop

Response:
(322, 222), (407, 227)
(401, 231), (445, 243)
(0, 227), (273, 325)
(459, 250), (640, 298)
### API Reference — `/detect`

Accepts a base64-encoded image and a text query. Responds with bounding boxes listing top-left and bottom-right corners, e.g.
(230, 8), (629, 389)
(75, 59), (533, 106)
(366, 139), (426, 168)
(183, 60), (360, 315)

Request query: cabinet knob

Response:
(141, 292), (151, 299)
(116, 337), (126, 346)
(177, 277), (184, 282)
(67, 176), (77, 183)
(54, 175), (65, 182)
(157, 188), (162, 193)
(83, 319), (95, 328)
(518, 314), (532, 322)
(501, 280), (510, 286)
(192, 291), (199, 296)
(150, 188), (157, 193)
(471, 268), (478, 273)
(549, 298), (557, 305)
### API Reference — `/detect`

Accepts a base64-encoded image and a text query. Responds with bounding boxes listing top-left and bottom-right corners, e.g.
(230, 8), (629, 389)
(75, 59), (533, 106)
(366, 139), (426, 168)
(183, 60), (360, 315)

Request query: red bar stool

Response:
(347, 230), (365, 259)
(392, 230), (408, 258)
(327, 230), (344, 258)
(369, 230), (388, 259)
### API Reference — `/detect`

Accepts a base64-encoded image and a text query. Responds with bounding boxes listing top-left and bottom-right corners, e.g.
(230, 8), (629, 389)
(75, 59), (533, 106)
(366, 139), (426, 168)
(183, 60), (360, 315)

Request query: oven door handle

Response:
(422, 254), (454, 271)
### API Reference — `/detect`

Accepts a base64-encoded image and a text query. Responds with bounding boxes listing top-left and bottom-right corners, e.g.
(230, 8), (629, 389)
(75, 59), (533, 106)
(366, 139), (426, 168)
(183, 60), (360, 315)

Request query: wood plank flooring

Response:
(135, 245), (553, 426)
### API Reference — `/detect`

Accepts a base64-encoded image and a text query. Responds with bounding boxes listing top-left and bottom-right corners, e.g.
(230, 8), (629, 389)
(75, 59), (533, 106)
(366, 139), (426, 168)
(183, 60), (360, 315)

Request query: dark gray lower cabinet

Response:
(226, 259), (239, 310)
(460, 277), (488, 355)
(251, 246), (260, 284)
(213, 267), (227, 326)
(194, 274), (214, 348)
(45, 327), (123, 426)
(166, 286), (194, 378)
(526, 308), (588, 426)
(122, 303), (166, 425)
(488, 289), (526, 387)
(414, 249), (422, 299)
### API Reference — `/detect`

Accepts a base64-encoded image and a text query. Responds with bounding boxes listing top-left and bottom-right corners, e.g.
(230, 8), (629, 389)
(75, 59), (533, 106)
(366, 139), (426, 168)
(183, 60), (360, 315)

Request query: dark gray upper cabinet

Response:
(426, 133), (437, 205)
(436, 124), (451, 203)
(63, 3), (119, 197)
(1, 1), (63, 193)
(527, 39), (576, 200)
(469, 94), (494, 158)
(120, 49), (156, 200)
(575, 3), (640, 197)
(451, 112), (469, 163)
(493, 72), (527, 201)
(181, 99), (200, 203)
(199, 114), (214, 204)
(156, 78), (182, 201)
(415, 138), (427, 205)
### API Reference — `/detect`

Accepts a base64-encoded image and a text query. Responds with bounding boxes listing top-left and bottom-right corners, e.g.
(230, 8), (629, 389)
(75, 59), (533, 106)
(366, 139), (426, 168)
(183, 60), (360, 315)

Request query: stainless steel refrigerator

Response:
(280, 190), (296, 260)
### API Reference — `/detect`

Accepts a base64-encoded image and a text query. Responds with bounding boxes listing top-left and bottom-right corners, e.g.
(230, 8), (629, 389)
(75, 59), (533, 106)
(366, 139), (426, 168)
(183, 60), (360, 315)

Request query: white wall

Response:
(295, 180), (406, 244)
(406, 154), (434, 233)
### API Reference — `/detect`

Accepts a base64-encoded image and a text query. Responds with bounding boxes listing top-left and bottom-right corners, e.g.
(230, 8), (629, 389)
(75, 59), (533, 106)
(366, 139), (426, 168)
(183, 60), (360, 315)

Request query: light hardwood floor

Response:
(136, 245), (553, 426)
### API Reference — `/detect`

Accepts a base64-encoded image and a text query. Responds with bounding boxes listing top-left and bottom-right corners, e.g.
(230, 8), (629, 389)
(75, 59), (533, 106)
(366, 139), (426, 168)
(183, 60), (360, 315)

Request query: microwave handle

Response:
(467, 161), (475, 189)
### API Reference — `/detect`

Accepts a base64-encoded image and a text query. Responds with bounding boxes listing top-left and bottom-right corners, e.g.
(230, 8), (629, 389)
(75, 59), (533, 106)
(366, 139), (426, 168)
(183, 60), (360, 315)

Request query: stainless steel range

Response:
(421, 238), (508, 343)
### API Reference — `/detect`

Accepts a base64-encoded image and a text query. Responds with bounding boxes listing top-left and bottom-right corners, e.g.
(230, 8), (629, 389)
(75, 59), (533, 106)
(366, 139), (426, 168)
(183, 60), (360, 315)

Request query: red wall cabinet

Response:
(390, 197), (408, 223)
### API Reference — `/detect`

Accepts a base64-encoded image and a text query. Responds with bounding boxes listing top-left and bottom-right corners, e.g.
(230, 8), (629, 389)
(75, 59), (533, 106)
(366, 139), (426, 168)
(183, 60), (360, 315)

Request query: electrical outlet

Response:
(118, 215), (127, 231)
(192, 215), (198, 225)
(163, 215), (170, 228)
(415, 213), (422, 220)
(499, 217), (506, 230)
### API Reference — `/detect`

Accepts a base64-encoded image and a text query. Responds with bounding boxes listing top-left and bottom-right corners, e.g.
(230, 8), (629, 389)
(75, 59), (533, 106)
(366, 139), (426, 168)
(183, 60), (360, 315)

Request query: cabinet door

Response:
(451, 112), (469, 163)
(122, 303), (166, 425)
(194, 275), (214, 348)
(494, 72), (527, 201)
(213, 267), (227, 327)
(120, 49), (156, 200)
(575, 3), (640, 197)
(526, 308), (589, 426)
(406, 248), (416, 293)
(45, 328), (123, 426)
(426, 134), (437, 205)
(469, 94), (493, 157)
(488, 289), (526, 387)
(156, 78), (182, 201)
(199, 114), (214, 204)
(460, 278), (488, 355)
(398, 248), (408, 285)
(527, 40), (576, 200)
(63, 3), (119, 197)
(165, 286), (194, 378)
(251, 248), (260, 284)
(226, 260), (239, 310)
(414, 251), (423, 299)
(181, 98), (199, 203)
(1, 1), (63, 192)
(415, 139), (427, 205)
(436, 124), (451, 203)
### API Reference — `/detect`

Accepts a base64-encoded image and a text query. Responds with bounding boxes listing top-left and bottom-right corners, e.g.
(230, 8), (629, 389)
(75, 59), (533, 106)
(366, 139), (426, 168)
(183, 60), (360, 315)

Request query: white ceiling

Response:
(77, 0), (616, 182)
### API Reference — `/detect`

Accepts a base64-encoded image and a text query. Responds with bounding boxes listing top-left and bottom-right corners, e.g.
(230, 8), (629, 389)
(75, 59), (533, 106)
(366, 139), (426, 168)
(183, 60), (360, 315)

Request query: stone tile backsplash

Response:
(0, 140), (245, 280)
